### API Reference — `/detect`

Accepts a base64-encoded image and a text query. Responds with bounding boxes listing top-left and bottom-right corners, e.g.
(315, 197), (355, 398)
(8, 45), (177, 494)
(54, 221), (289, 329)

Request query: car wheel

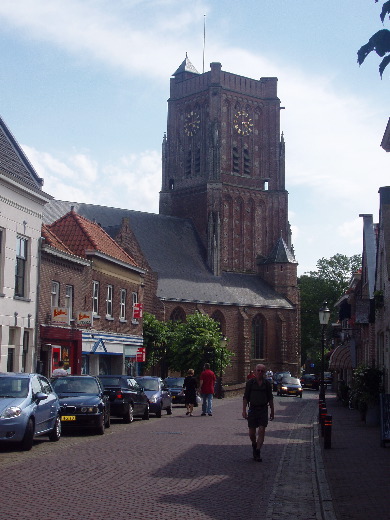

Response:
(299, 393), (303, 398)
(142, 405), (150, 420)
(276, 390), (280, 396)
(49, 415), (61, 442)
(96, 415), (105, 435)
(155, 405), (162, 418)
(124, 404), (134, 424)
(21, 418), (34, 451)
(105, 409), (111, 429)
(166, 404), (172, 415)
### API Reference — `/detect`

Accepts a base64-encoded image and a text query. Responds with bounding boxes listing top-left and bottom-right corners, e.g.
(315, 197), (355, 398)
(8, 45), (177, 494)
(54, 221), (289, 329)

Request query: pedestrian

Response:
(183, 369), (198, 416)
(52, 360), (68, 377)
(242, 363), (274, 462)
(247, 370), (256, 380)
(199, 363), (216, 416)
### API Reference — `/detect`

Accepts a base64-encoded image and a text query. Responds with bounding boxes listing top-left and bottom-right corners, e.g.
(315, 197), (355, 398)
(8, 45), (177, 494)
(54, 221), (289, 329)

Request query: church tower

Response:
(160, 57), (291, 277)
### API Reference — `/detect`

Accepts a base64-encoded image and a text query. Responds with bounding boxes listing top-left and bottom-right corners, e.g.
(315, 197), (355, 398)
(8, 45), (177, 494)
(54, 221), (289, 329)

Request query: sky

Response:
(0, 0), (389, 275)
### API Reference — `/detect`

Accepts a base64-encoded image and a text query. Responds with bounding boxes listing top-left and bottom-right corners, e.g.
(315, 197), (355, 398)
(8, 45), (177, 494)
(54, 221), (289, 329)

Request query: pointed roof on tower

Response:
(262, 237), (297, 264)
(172, 54), (200, 76)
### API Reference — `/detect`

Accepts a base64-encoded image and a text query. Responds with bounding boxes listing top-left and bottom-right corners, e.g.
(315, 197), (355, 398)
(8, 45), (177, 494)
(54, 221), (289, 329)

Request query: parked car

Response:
(272, 371), (291, 391)
(276, 376), (303, 397)
(0, 372), (61, 451)
(98, 375), (149, 422)
(323, 372), (333, 385)
(51, 375), (110, 435)
(135, 376), (172, 417)
(164, 377), (186, 405)
(300, 374), (319, 390)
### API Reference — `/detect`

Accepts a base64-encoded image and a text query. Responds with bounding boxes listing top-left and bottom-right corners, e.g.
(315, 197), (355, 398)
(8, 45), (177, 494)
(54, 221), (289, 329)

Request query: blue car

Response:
(0, 372), (61, 451)
(135, 376), (172, 417)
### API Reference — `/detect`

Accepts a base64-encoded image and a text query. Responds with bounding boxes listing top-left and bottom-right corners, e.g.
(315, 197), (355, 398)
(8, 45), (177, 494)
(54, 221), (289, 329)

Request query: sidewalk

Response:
(318, 392), (390, 520)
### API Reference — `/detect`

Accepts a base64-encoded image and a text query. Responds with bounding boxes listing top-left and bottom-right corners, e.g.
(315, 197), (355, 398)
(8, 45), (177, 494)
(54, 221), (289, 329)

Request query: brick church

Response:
(44, 57), (300, 383)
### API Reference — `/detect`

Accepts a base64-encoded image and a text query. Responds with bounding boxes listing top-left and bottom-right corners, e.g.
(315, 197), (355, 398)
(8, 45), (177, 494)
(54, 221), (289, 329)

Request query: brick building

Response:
(38, 211), (146, 377)
(44, 58), (300, 382)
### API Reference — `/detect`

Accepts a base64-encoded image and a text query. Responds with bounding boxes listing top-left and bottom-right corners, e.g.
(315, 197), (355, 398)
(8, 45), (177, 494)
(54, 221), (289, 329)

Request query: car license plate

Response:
(61, 415), (76, 421)
(288, 390), (295, 394)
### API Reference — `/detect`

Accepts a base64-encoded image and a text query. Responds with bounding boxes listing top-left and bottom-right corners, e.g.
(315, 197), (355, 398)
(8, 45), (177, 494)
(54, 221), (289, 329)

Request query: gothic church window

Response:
(251, 315), (265, 359)
(185, 150), (192, 176)
(170, 307), (186, 322)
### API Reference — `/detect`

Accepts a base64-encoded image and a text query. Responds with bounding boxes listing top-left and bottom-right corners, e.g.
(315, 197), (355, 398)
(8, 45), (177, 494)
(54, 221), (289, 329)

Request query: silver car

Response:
(0, 373), (61, 450)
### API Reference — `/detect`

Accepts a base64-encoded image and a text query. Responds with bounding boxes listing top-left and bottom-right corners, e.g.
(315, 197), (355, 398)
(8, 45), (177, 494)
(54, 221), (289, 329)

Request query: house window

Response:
(51, 281), (60, 308)
(132, 291), (139, 322)
(251, 315), (265, 359)
(65, 285), (73, 320)
(120, 289), (127, 320)
(92, 281), (99, 315)
(106, 285), (113, 317)
(15, 236), (28, 297)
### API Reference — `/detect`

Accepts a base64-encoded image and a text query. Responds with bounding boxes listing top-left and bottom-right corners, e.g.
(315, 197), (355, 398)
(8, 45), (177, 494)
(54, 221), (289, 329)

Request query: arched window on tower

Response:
(251, 314), (265, 359)
(232, 147), (239, 173)
(185, 150), (192, 176)
(195, 147), (201, 174)
(243, 148), (250, 175)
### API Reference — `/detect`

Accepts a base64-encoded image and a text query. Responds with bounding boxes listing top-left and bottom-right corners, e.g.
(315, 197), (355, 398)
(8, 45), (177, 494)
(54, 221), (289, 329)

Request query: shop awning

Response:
(329, 345), (352, 370)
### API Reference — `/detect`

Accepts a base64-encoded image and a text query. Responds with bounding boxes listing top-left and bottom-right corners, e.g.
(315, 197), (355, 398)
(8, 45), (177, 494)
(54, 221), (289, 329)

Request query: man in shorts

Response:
(242, 364), (274, 461)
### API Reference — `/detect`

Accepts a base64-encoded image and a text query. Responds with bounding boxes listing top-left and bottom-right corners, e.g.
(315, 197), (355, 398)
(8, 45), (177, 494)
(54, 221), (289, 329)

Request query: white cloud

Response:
(22, 144), (160, 212)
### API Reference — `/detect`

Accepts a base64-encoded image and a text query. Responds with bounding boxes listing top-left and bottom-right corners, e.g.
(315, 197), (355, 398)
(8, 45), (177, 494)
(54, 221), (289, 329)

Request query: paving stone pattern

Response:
(0, 392), (332, 520)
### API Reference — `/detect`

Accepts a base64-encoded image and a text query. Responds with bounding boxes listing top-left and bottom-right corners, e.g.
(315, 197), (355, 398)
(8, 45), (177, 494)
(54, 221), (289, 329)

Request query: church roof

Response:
(172, 55), (200, 76)
(262, 237), (297, 264)
(0, 115), (45, 192)
(44, 200), (294, 309)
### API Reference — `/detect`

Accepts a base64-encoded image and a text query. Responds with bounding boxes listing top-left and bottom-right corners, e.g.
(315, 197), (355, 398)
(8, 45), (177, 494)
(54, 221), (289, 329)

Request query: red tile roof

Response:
(42, 224), (74, 255)
(47, 210), (139, 267)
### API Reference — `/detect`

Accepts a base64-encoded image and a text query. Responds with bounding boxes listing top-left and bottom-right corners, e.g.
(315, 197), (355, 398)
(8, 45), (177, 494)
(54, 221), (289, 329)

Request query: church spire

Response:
(172, 54), (200, 76)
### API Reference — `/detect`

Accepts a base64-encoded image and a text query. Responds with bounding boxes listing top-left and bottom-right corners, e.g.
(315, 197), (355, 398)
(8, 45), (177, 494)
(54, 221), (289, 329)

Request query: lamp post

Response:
(319, 302), (331, 401)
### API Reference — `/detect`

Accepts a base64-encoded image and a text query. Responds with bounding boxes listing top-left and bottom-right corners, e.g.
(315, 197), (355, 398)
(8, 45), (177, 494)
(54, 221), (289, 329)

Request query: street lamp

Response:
(319, 302), (331, 401)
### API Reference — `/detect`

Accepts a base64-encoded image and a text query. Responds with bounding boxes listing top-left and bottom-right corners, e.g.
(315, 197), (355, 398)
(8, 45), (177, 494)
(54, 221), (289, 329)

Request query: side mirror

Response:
(35, 392), (48, 402)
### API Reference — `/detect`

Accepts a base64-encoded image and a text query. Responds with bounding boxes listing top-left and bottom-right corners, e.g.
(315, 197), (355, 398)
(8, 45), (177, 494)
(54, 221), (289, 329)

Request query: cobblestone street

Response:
(0, 392), (333, 520)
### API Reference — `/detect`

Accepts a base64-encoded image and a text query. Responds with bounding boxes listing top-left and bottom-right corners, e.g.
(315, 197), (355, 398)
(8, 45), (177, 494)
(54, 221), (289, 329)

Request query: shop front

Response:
(81, 331), (144, 376)
(39, 325), (83, 377)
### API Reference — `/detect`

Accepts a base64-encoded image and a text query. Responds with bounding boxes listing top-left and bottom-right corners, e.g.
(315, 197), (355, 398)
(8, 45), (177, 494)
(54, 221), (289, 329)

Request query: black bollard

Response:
(320, 406), (327, 436)
(324, 414), (332, 449)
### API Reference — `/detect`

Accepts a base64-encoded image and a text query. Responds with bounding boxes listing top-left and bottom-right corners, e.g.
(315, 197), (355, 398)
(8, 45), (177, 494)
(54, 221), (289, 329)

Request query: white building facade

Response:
(0, 117), (51, 372)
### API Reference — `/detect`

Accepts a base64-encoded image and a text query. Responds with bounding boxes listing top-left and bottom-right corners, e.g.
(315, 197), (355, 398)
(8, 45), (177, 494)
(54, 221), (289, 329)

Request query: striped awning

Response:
(329, 345), (352, 370)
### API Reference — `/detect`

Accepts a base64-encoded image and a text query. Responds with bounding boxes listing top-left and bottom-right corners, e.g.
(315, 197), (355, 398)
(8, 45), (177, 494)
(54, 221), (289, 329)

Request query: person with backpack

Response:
(242, 364), (274, 462)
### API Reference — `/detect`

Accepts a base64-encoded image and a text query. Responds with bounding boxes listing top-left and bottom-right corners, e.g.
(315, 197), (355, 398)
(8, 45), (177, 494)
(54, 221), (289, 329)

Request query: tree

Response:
(142, 311), (233, 377)
(299, 253), (361, 367)
(142, 312), (169, 372)
(168, 312), (233, 376)
(357, 1), (390, 77)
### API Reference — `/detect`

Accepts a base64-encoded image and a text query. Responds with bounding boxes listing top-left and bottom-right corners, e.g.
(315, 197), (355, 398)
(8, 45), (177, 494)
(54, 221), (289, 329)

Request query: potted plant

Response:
(350, 366), (383, 425)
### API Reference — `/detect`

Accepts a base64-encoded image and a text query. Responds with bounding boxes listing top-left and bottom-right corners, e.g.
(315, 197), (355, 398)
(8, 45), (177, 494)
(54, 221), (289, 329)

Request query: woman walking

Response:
(183, 369), (198, 416)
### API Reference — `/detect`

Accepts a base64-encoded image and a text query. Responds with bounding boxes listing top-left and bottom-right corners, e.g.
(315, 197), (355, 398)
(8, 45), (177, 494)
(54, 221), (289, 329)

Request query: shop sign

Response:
(52, 307), (69, 325)
(136, 347), (146, 362)
(133, 303), (143, 320)
(76, 311), (93, 326)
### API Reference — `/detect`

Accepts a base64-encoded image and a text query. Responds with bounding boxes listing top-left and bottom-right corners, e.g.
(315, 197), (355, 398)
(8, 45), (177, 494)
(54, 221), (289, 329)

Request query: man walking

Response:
(242, 364), (274, 461)
(200, 363), (216, 416)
